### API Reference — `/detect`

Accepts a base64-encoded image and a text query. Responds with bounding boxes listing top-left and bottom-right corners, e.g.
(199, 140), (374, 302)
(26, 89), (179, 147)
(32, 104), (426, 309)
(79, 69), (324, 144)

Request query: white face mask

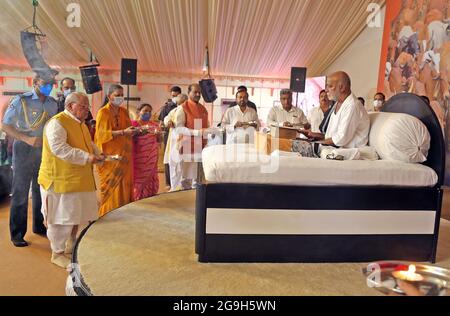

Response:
(63, 89), (72, 97)
(373, 100), (382, 108)
(111, 97), (124, 106)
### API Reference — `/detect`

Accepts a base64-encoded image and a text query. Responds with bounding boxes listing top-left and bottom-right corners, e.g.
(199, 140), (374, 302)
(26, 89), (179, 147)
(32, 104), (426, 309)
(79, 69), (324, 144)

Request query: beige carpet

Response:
(0, 171), (169, 296)
(76, 190), (450, 296)
(0, 198), (67, 296)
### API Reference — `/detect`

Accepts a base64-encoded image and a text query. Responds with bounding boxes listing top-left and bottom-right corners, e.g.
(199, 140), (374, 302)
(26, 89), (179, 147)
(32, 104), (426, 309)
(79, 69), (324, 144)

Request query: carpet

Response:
(76, 190), (450, 296)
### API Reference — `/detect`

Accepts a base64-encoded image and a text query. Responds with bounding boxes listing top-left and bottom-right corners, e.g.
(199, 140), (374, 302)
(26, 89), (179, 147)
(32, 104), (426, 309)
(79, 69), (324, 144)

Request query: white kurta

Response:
(308, 106), (325, 133)
(163, 106), (181, 164)
(267, 105), (308, 127)
(222, 105), (259, 144)
(325, 93), (370, 148)
(163, 106), (183, 191)
(365, 101), (375, 113)
(40, 110), (99, 225)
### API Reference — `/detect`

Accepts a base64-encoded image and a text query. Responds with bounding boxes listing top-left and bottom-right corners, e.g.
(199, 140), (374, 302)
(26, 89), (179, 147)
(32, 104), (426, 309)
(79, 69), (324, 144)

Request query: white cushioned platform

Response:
(202, 144), (438, 187)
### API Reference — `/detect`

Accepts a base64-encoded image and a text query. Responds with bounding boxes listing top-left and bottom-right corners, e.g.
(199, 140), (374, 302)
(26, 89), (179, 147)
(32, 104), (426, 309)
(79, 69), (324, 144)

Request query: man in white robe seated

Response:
(38, 92), (104, 268)
(222, 90), (259, 144)
(304, 71), (369, 150)
(267, 89), (310, 129)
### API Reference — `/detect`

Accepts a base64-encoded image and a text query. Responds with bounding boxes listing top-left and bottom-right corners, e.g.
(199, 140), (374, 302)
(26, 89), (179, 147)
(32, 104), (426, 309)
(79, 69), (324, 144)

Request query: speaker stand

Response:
(126, 84), (130, 113)
(295, 92), (299, 108)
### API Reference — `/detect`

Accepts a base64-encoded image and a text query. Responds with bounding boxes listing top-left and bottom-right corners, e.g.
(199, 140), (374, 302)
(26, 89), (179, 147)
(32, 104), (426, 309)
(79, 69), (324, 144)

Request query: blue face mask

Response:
(141, 113), (151, 121)
(38, 83), (53, 97)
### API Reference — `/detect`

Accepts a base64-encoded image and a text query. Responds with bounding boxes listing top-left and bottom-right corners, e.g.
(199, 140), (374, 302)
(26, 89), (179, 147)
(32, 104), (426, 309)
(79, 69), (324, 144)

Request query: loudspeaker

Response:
(20, 31), (59, 83)
(199, 79), (218, 103)
(79, 65), (102, 94)
(290, 67), (307, 93)
(121, 58), (137, 85)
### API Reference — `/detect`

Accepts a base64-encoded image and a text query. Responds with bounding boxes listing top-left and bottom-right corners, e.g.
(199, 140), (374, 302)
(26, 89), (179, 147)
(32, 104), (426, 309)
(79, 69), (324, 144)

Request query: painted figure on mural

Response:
(382, 0), (450, 184)
(384, 0), (449, 130)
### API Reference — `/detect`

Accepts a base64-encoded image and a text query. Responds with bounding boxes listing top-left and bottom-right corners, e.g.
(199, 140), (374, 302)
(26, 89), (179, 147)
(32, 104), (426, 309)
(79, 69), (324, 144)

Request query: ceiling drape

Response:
(0, 0), (384, 78)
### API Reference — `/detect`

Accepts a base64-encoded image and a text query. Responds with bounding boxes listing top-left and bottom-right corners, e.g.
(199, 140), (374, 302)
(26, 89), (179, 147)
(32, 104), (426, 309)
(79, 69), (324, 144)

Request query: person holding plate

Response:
(131, 103), (161, 201)
(38, 92), (104, 268)
(95, 84), (137, 216)
(221, 89), (260, 144)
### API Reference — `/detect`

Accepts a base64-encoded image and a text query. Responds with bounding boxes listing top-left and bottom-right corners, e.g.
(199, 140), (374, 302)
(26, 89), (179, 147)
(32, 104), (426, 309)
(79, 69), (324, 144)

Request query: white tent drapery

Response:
(0, 0), (384, 79)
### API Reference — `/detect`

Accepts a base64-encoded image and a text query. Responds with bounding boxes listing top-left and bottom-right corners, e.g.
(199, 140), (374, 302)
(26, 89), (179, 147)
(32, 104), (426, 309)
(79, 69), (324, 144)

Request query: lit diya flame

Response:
(392, 264), (424, 282)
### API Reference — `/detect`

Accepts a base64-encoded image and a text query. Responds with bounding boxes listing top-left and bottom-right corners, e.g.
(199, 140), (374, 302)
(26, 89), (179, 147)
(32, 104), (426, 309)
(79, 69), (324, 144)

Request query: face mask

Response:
(111, 97), (124, 106)
(141, 112), (151, 121)
(172, 98), (177, 104)
(373, 100), (382, 108)
(63, 89), (72, 97)
(38, 83), (53, 97)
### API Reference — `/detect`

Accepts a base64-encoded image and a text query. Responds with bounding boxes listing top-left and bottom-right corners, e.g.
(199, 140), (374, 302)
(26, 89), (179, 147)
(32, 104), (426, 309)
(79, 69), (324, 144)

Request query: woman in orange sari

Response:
(95, 84), (137, 216)
(131, 103), (161, 201)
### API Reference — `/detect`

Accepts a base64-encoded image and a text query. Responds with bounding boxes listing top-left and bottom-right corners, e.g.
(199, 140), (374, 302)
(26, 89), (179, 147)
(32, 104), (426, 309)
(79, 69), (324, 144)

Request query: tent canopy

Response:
(0, 0), (384, 78)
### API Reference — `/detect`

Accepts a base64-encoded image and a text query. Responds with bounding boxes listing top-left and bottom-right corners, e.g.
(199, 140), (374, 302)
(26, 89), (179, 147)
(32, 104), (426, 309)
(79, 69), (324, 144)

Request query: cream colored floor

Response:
(0, 171), (169, 296)
(77, 190), (450, 296)
(0, 183), (449, 296)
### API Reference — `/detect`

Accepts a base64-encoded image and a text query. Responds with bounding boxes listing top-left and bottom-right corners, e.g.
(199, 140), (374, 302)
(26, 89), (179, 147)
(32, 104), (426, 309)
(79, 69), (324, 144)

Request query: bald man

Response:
(305, 71), (369, 149)
(39, 92), (104, 268)
(174, 83), (210, 189)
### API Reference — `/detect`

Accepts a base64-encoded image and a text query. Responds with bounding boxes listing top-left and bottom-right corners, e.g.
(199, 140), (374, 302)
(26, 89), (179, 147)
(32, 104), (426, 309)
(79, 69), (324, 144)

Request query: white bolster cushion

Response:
(369, 112), (430, 163)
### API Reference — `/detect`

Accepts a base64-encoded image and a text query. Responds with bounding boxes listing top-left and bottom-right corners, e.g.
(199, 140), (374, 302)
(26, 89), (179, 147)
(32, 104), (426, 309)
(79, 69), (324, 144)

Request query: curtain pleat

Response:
(0, 0), (385, 78)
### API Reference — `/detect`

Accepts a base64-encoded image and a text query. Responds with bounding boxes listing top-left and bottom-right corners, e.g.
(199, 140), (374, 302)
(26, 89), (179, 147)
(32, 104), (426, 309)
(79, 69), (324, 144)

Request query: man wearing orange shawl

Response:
(174, 83), (209, 190)
(94, 84), (137, 216)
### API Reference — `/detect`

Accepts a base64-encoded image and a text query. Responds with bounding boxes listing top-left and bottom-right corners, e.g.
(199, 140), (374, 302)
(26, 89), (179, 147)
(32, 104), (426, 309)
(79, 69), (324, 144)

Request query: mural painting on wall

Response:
(378, 0), (450, 183)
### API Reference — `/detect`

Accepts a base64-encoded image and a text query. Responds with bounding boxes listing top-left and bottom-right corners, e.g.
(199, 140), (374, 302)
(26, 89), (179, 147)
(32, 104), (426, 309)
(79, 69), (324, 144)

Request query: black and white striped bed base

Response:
(195, 184), (442, 263)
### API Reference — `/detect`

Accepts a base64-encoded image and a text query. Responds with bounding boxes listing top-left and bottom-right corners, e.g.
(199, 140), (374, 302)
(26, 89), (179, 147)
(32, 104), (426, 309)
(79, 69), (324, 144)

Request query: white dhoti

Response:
(181, 161), (198, 190)
(164, 128), (183, 191)
(41, 186), (98, 253)
(47, 225), (73, 253)
(169, 160), (182, 191)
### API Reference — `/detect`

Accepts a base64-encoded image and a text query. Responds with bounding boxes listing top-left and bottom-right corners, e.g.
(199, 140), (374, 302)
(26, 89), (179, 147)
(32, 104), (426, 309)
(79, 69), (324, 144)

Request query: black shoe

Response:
(12, 239), (29, 247)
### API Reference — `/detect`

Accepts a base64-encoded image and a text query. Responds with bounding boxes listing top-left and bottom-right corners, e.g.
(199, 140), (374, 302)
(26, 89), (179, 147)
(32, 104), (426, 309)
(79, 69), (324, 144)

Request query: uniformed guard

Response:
(1, 76), (58, 247)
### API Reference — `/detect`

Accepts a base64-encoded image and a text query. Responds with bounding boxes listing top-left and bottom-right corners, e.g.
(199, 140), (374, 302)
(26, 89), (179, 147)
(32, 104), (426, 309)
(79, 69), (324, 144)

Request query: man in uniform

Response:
(1, 76), (58, 247)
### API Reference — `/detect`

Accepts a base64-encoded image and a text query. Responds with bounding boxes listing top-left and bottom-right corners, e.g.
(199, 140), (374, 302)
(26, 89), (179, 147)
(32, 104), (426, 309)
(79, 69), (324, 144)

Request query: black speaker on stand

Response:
(79, 64), (102, 94)
(199, 79), (218, 103)
(121, 58), (138, 112)
(290, 67), (307, 107)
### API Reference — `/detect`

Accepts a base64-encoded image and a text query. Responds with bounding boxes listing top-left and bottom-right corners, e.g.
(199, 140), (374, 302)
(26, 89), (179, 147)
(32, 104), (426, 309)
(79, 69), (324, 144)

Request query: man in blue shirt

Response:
(1, 76), (58, 247)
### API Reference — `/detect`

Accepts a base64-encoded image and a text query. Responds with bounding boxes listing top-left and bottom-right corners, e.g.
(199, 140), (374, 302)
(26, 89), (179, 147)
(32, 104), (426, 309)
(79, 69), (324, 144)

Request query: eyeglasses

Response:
(75, 103), (91, 109)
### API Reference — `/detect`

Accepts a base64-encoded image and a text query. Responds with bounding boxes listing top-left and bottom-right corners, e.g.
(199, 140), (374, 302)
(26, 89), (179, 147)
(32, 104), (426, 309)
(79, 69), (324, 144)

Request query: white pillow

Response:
(357, 146), (379, 160)
(369, 112), (430, 163)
